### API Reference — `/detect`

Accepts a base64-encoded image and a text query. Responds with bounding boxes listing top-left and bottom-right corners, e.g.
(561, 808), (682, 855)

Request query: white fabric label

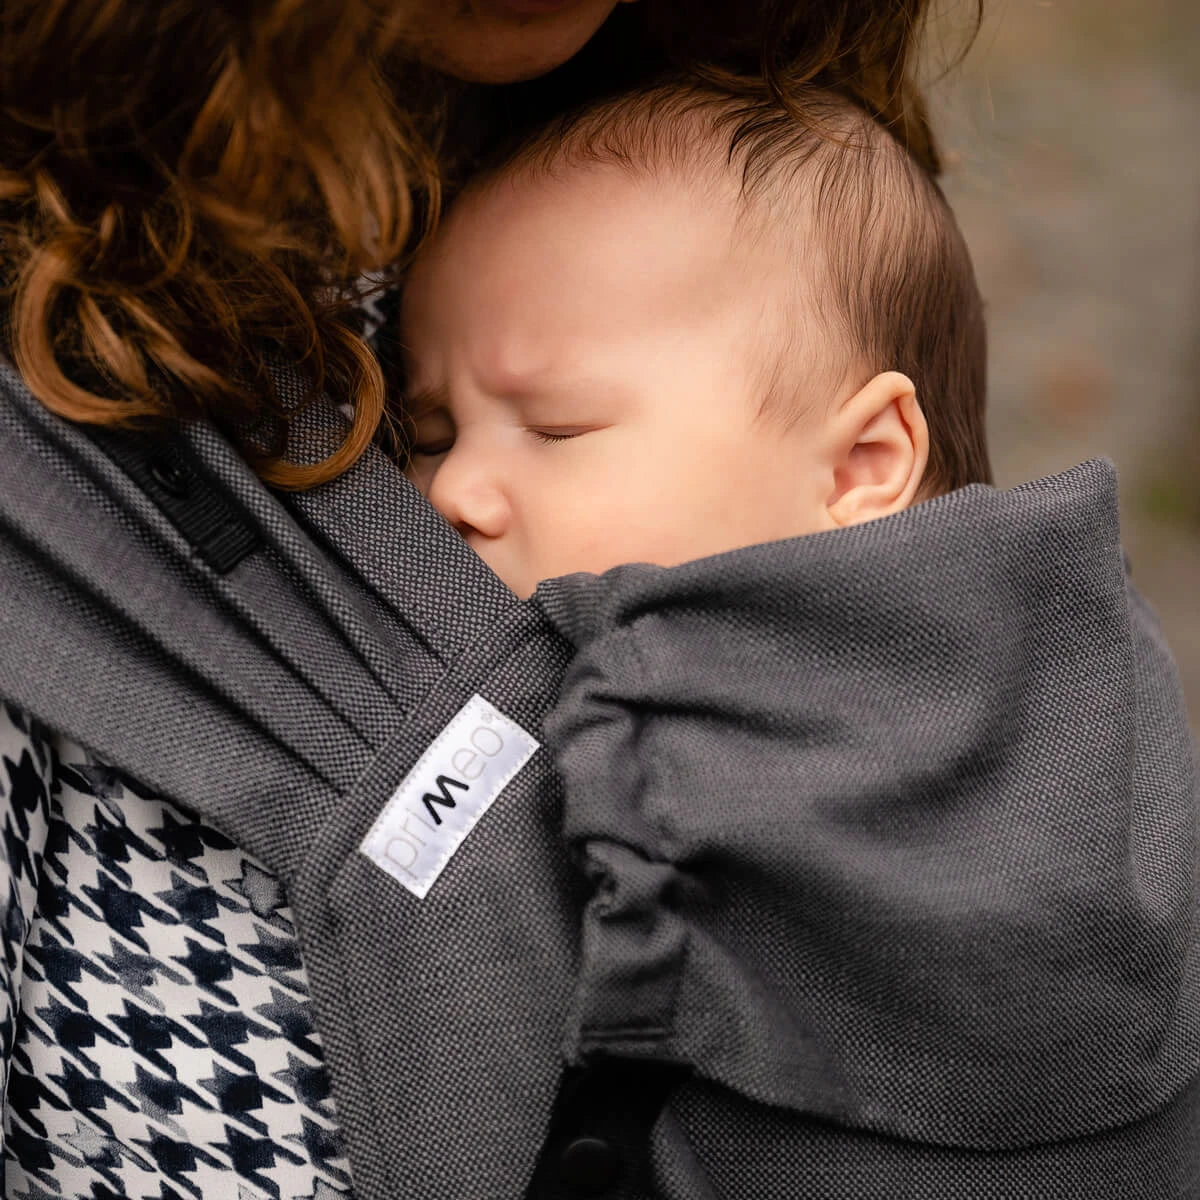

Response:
(360, 694), (540, 900)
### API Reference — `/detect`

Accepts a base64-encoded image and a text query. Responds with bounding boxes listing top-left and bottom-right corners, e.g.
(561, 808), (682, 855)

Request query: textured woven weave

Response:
(536, 459), (1200, 1190)
(3, 349), (1199, 1197)
(656, 1075), (1200, 1199)
(0, 362), (579, 1200)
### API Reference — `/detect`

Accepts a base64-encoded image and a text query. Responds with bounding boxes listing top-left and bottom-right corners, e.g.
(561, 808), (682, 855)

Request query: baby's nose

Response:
(425, 449), (511, 540)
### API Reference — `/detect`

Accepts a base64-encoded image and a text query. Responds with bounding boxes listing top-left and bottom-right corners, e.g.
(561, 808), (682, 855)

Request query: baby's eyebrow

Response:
(518, 377), (634, 416)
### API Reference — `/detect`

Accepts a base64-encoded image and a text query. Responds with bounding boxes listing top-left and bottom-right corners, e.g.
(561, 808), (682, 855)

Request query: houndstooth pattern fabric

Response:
(0, 703), (354, 1200)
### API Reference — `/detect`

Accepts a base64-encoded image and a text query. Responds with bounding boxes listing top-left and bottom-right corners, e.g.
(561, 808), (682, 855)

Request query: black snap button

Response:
(146, 457), (191, 497)
(558, 1136), (622, 1197)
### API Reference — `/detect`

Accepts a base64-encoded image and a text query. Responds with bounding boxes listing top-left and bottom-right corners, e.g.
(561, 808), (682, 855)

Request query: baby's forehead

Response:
(417, 157), (748, 295)
(400, 109), (845, 408)
(419, 151), (804, 312)
(467, 152), (738, 231)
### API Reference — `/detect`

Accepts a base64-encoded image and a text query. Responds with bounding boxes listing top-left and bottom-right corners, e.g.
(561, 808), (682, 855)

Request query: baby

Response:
(396, 82), (1200, 1183)
(399, 83), (988, 595)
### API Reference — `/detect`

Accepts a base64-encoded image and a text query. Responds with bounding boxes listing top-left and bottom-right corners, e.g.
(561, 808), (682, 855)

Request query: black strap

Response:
(526, 1059), (690, 1200)
(90, 427), (261, 574)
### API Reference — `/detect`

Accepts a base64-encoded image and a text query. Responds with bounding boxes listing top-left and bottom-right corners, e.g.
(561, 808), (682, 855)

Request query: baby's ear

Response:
(825, 371), (929, 527)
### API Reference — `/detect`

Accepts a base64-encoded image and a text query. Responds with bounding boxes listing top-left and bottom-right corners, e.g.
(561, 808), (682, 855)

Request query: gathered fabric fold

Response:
(535, 459), (1200, 1150)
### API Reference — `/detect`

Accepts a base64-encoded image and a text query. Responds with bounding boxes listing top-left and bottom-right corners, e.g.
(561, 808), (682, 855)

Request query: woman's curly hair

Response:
(1, 0), (438, 487)
(0, 0), (975, 487)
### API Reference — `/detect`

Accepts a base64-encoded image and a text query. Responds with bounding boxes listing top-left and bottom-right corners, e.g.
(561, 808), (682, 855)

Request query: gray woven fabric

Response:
(535, 459), (1200, 1167)
(655, 1074), (1200, 1198)
(0, 361), (579, 1200)
(4, 344), (1200, 1198)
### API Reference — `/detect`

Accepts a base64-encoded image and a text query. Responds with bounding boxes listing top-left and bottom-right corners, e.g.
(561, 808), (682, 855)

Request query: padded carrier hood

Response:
(535, 459), (1200, 1149)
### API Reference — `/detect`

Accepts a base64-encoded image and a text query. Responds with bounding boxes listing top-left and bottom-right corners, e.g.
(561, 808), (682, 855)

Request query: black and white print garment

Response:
(0, 703), (354, 1200)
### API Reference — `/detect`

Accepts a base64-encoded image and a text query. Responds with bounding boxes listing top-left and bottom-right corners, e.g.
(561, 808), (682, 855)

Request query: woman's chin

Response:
(405, 0), (621, 84)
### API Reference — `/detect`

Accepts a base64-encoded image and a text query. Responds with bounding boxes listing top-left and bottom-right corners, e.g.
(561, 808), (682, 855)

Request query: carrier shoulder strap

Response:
(0, 360), (684, 1200)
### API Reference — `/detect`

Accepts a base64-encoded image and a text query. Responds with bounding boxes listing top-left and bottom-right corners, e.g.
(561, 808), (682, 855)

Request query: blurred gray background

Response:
(927, 0), (1200, 729)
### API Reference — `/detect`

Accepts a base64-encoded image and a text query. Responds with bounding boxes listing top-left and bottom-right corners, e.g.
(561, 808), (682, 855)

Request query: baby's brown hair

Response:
(497, 83), (990, 497)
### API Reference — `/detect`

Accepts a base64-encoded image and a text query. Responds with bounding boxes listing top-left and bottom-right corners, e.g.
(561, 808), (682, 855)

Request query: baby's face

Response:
(401, 164), (837, 598)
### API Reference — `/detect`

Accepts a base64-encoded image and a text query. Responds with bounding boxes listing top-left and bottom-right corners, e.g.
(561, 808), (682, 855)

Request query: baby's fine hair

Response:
(495, 82), (990, 497)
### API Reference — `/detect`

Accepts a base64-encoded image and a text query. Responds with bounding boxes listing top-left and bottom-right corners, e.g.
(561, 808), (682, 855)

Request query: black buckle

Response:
(90, 428), (261, 575)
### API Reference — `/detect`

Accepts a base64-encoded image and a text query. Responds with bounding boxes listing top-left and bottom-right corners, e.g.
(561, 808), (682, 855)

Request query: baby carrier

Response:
(2, 357), (1199, 1199)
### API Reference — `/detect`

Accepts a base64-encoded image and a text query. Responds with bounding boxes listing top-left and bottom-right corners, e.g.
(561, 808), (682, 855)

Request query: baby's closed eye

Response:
(407, 409), (454, 457)
(409, 424), (599, 455)
(528, 428), (592, 444)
